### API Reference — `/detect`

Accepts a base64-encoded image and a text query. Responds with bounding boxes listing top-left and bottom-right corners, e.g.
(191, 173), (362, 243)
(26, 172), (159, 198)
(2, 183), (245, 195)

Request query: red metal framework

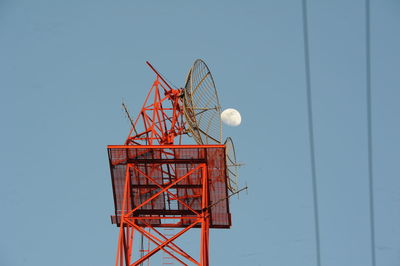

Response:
(125, 62), (185, 146)
(107, 62), (230, 266)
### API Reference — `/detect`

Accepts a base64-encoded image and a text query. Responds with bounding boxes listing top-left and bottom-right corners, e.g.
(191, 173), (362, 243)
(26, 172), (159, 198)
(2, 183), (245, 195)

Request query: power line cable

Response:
(301, 1), (321, 266)
(365, 0), (376, 265)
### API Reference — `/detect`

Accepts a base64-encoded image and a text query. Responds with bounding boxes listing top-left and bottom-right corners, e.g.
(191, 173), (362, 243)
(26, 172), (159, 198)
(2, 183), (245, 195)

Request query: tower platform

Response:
(108, 145), (231, 229)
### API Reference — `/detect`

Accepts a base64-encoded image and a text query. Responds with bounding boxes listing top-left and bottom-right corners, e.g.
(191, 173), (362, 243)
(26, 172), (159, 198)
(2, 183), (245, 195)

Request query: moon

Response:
(221, 108), (241, 127)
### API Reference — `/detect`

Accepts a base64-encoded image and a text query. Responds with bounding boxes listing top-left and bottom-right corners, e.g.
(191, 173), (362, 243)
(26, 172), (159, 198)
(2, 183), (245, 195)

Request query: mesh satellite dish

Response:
(225, 137), (239, 193)
(183, 59), (222, 145)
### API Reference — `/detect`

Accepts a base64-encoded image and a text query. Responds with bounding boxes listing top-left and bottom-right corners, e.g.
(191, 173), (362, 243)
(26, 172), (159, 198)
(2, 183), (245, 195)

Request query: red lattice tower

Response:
(107, 60), (235, 266)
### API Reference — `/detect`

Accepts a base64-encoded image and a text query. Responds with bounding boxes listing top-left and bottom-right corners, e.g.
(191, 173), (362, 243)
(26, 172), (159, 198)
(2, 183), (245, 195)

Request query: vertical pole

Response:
(200, 164), (209, 266)
(116, 164), (132, 266)
(126, 167), (134, 265)
(127, 227), (135, 264)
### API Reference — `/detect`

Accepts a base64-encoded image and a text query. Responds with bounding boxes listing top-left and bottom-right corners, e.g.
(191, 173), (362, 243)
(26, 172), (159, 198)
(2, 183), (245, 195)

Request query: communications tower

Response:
(107, 60), (240, 265)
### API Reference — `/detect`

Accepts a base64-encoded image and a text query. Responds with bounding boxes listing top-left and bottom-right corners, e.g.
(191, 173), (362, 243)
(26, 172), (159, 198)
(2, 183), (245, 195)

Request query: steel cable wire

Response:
(301, 1), (322, 266)
(365, 0), (376, 265)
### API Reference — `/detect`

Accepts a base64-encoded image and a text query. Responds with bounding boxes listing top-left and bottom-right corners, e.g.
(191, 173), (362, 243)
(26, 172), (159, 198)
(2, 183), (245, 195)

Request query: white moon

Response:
(221, 108), (241, 127)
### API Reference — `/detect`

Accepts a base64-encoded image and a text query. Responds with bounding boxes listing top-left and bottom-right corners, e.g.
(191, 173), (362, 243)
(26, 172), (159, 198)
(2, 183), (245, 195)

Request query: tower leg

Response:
(200, 164), (210, 266)
(200, 220), (209, 266)
(116, 164), (133, 266)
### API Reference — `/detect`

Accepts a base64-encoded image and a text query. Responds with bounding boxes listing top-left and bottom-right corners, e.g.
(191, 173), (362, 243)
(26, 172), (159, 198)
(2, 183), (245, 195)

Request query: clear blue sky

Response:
(1, 1), (400, 265)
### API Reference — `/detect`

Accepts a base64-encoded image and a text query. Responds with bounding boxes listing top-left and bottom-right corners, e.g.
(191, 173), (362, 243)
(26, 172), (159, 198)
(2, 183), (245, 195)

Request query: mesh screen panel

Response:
(108, 146), (231, 228)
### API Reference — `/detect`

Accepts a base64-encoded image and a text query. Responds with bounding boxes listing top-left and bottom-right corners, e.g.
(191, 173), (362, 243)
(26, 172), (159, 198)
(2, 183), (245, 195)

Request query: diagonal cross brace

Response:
(125, 164), (203, 217)
(130, 219), (202, 266)
(132, 165), (202, 215)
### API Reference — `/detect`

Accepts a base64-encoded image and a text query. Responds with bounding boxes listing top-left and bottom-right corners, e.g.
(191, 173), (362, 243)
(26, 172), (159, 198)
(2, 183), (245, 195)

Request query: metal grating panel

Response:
(108, 145), (231, 228)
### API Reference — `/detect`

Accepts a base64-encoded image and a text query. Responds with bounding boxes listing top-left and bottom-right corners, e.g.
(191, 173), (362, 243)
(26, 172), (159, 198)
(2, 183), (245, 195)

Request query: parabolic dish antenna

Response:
(183, 59), (222, 145)
(225, 137), (239, 193)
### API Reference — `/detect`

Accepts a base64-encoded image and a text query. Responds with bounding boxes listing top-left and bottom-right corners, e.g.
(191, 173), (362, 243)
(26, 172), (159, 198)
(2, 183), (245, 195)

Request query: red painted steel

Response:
(108, 62), (230, 266)
(124, 62), (185, 146)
